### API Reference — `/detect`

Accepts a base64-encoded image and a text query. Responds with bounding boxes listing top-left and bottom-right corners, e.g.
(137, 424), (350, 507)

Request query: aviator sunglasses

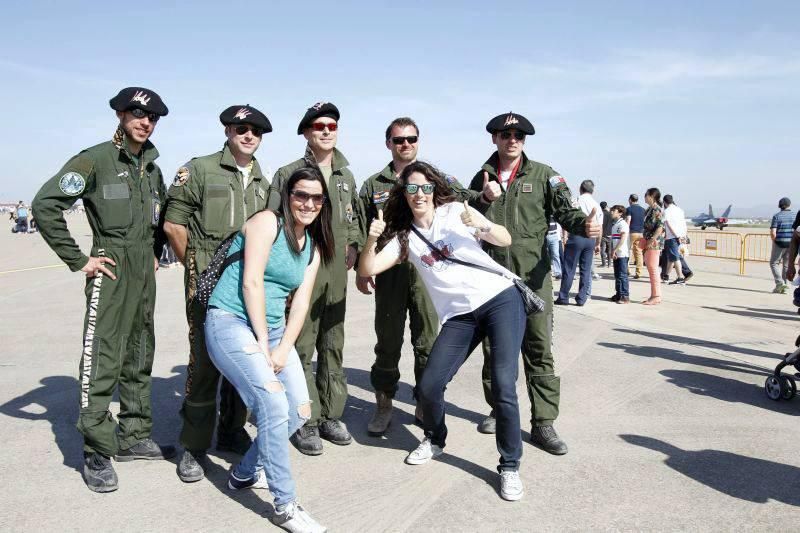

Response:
(129, 108), (160, 122)
(499, 131), (525, 141)
(291, 190), (326, 206)
(391, 135), (418, 145)
(404, 183), (435, 195)
(234, 125), (264, 137)
(311, 122), (338, 132)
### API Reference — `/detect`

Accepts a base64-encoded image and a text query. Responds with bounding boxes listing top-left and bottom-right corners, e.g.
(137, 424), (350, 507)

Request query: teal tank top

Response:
(208, 225), (312, 328)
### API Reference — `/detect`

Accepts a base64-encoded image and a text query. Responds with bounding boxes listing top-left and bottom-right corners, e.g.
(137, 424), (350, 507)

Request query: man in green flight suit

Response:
(33, 87), (175, 493)
(163, 105), (273, 482)
(268, 102), (363, 455)
(357, 117), (501, 436)
(468, 112), (600, 455)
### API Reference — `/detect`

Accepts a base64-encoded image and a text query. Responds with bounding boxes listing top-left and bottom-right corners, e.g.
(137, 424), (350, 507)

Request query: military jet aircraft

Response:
(692, 204), (732, 230)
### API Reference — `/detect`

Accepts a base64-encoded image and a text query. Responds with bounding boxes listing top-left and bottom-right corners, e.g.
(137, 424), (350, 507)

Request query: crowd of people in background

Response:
(549, 186), (695, 307)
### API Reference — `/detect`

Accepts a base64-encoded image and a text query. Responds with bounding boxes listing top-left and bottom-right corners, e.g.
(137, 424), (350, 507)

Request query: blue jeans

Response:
(558, 235), (595, 304)
(205, 308), (310, 507)
(613, 257), (629, 298)
(546, 233), (562, 277)
(417, 286), (525, 472)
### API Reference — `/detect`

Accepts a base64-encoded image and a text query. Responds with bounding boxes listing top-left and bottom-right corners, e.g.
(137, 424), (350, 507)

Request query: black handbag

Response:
(410, 226), (545, 315)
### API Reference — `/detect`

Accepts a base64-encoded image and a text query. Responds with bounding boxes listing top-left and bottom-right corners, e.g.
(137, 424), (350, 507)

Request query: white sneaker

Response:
(500, 470), (524, 501)
(270, 500), (327, 533)
(405, 437), (443, 465)
(227, 468), (268, 490)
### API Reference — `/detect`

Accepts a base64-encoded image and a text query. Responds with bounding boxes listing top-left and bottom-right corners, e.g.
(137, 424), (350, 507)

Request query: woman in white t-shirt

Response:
(358, 161), (527, 502)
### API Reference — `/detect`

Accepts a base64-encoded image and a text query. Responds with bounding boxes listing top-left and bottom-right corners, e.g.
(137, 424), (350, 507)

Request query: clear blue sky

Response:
(1, 0), (797, 215)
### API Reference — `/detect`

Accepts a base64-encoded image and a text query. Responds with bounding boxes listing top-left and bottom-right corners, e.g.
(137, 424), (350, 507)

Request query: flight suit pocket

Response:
(99, 183), (132, 230)
(202, 184), (231, 234)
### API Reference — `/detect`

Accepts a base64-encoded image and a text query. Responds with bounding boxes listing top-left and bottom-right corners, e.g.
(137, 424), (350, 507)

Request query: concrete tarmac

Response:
(1, 215), (798, 531)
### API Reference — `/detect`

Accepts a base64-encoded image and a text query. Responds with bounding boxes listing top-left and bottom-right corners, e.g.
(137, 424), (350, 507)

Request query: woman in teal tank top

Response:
(205, 168), (335, 531)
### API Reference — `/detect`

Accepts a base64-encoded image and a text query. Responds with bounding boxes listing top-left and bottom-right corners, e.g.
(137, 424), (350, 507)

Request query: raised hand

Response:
(461, 201), (491, 231)
(585, 207), (601, 238)
(482, 170), (501, 202)
(368, 209), (386, 240)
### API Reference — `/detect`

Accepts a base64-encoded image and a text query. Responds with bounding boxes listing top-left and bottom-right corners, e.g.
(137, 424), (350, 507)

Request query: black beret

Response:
(297, 102), (340, 135)
(486, 112), (534, 135)
(109, 87), (168, 116)
(219, 105), (272, 133)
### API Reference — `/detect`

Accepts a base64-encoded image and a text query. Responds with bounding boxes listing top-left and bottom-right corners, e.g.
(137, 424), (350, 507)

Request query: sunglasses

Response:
(391, 135), (418, 145)
(404, 183), (435, 195)
(234, 125), (264, 137)
(311, 122), (338, 132)
(291, 190), (326, 206)
(129, 108), (159, 122)
(499, 131), (525, 141)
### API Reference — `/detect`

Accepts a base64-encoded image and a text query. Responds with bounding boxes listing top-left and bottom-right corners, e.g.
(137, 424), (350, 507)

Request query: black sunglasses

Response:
(499, 131), (525, 141)
(234, 125), (264, 137)
(404, 183), (434, 195)
(291, 190), (326, 206)
(391, 135), (418, 145)
(129, 108), (159, 122)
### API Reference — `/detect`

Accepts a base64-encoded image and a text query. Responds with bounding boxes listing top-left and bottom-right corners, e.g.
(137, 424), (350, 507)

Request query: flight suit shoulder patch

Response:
(444, 174), (457, 184)
(173, 165), (191, 187)
(59, 172), (87, 196)
(373, 190), (390, 204)
(548, 175), (566, 188)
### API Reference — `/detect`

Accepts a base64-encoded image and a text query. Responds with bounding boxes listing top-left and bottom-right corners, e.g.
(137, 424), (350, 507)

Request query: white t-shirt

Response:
(663, 205), (687, 239)
(577, 193), (603, 227)
(499, 169), (512, 190)
(236, 164), (252, 189)
(383, 203), (515, 324)
(611, 218), (630, 258)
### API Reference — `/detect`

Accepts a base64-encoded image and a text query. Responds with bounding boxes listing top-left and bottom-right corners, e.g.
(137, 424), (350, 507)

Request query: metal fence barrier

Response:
(685, 230), (773, 274)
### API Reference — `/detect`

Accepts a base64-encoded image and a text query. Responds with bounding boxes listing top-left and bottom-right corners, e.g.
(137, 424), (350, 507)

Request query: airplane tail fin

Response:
(708, 204), (714, 218)
(721, 205), (732, 218)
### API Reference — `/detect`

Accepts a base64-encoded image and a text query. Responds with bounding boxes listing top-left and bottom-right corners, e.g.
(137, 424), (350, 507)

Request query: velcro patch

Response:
(373, 191), (390, 204)
(548, 175), (566, 188)
(59, 172), (86, 196)
(173, 166), (190, 187)
(522, 183), (533, 193)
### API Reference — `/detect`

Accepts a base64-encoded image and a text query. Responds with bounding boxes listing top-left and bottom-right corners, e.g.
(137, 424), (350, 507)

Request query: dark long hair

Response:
(280, 167), (335, 264)
(377, 161), (456, 260)
(645, 187), (662, 207)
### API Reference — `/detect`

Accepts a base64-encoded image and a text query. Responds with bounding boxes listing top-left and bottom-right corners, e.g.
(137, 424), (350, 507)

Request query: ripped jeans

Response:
(205, 307), (310, 507)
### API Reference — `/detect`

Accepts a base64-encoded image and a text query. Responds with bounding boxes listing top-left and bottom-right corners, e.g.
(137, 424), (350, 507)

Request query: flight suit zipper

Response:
(229, 186), (235, 227)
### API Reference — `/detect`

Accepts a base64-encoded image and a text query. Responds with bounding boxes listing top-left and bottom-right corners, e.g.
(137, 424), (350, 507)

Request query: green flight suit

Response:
(268, 146), (363, 425)
(359, 163), (477, 398)
(468, 152), (586, 427)
(164, 144), (270, 452)
(32, 129), (167, 457)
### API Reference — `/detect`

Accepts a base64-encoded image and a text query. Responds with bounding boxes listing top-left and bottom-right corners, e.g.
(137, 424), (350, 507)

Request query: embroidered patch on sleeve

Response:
(373, 191), (390, 204)
(173, 166), (190, 187)
(548, 175), (566, 188)
(59, 172), (86, 196)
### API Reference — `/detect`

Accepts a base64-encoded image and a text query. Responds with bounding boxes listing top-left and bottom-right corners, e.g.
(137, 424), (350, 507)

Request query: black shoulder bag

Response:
(409, 226), (545, 315)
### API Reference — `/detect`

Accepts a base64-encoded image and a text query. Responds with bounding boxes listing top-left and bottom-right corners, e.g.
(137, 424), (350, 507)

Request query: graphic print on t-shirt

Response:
(418, 239), (453, 271)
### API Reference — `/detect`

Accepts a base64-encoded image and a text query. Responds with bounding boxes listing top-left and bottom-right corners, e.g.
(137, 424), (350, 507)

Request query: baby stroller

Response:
(764, 334), (800, 401)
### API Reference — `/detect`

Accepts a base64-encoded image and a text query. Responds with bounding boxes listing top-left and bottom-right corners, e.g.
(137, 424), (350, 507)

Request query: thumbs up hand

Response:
(368, 208), (386, 239)
(481, 170), (501, 202)
(585, 207), (601, 238)
(461, 201), (492, 233)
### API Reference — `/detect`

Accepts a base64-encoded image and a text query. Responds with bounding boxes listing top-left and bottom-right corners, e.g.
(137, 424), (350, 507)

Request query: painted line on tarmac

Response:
(0, 264), (66, 275)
